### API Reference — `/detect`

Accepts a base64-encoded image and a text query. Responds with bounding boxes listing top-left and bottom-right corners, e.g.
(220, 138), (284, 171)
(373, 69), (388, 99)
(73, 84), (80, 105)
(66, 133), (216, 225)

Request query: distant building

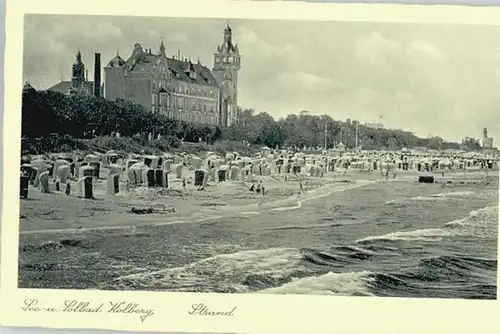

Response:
(47, 50), (102, 97)
(365, 122), (384, 129)
(483, 127), (494, 149)
(483, 138), (494, 149)
(103, 24), (241, 127)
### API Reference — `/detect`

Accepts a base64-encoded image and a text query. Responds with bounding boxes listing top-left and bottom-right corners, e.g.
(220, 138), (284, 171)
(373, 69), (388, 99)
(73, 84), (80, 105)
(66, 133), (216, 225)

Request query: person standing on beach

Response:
(257, 180), (263, 194)
(182, 177), (186, 190)
(299, 180), (304, 194)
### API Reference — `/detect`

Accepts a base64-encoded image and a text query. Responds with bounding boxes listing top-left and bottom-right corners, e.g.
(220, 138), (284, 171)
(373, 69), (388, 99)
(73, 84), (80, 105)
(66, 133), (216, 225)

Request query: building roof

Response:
(217, 24), (239, 54)
(47, 81), (94, 94)
(23, 82), (36, 93)
(106, 53), (126, 68)
(120, 43), (219, 87)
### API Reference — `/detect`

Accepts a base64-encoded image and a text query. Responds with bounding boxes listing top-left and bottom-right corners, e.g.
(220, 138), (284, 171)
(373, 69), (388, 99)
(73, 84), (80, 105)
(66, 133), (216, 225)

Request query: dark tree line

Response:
(22, 86), (481, 153)
(22, 88), (222, 143)
(223, 108), (468, 151)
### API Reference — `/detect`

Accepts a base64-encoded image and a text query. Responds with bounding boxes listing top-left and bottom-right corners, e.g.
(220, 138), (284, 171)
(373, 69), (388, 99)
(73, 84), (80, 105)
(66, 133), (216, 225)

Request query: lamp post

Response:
(324, 116), (328, 150)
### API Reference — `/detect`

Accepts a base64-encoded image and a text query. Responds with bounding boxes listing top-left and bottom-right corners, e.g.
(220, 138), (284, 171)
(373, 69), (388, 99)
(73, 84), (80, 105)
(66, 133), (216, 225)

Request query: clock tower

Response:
(213, 24), (241, 127)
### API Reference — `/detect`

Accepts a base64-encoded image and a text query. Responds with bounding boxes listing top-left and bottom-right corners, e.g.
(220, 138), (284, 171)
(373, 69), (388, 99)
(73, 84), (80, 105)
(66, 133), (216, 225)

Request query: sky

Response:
(23, 14), (500, 144)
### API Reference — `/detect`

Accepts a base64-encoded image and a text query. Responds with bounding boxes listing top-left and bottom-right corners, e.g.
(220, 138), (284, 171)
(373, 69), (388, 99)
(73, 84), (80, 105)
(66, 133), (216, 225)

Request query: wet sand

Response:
(20, 168), (379, 234)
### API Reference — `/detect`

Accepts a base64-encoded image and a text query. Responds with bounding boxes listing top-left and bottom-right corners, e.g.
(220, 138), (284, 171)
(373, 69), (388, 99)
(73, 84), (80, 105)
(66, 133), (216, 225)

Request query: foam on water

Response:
(259, 270), (375, 296)
(20, 225), (139, 235)
(357, 205), (498, 243)
(267, 180), (374, 212)
(356, 228), (456, 243)
(431, 191), (480, 198)
(385, 190), (484, 205)
(115, 247), (303, 292)
(265, 222), (342, 231)
(270, 203), (302, 212)
(386, 196), (447, 204)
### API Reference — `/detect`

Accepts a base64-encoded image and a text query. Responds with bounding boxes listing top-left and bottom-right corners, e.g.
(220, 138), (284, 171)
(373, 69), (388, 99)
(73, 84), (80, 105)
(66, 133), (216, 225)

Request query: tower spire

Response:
(75, 49), (82, 63)
(224, 23), (232, 45)
(159, 37), (166, 57)
(72, 48), (85, 86)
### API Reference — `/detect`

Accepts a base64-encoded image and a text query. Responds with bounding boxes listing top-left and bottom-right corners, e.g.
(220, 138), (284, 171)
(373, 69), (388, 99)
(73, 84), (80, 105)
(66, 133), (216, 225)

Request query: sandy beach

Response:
(20, 165), (383, 234)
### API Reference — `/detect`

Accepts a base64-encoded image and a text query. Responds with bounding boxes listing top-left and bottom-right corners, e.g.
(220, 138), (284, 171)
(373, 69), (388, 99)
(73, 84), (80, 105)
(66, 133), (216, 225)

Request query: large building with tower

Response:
(47, 24), (241, 127)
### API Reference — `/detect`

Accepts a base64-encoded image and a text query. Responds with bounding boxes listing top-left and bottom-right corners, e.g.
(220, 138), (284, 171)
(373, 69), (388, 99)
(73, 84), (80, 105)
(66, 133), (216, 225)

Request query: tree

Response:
(427, 136), (444, 150)
(21, 89), (222, 144)
(23, 87), (464, 153)
(460, 137), (481, 151)
(387, 137), (398, 150)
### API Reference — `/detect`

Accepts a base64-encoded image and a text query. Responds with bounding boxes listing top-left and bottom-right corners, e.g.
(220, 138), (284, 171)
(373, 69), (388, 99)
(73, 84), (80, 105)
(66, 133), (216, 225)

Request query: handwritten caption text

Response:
(22, 298), (155, 322)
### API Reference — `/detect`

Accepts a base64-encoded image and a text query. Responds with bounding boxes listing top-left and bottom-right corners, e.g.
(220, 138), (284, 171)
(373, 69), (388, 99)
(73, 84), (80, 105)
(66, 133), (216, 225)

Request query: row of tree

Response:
(22, 86), (481, 152)
(226, 109), (469, 151)
(22, 87), (222, 143)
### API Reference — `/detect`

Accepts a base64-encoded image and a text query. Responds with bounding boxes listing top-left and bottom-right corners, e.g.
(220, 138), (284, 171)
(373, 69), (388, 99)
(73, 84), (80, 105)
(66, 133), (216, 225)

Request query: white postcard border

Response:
(1, 1), (500, 333)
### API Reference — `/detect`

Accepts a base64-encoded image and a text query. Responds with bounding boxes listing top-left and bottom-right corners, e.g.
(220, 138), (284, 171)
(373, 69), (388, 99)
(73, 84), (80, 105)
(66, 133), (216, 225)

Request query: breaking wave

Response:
(385, 190), (487, 205)
(260, 270), (375, 296)
(357, 205), (498, 243)
(113, 247), (305, 292)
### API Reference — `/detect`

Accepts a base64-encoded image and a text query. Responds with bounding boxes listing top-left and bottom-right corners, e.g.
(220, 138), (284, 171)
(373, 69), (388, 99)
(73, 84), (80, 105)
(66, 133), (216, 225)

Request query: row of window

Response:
(157, 109), (220, 125)
(152, 94), (217, 113)
(215, 55), (239, 63)
(154, 79), (217, 98)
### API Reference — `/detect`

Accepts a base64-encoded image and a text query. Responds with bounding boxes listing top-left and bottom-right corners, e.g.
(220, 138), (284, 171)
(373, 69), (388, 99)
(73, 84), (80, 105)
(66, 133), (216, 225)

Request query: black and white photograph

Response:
(18, 13), (499, 299)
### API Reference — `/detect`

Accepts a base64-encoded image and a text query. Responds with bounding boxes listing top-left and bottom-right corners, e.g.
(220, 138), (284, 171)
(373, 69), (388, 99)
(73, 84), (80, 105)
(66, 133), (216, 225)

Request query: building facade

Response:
(364, 122), (384, 129)
(103, 25), (241, 127)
